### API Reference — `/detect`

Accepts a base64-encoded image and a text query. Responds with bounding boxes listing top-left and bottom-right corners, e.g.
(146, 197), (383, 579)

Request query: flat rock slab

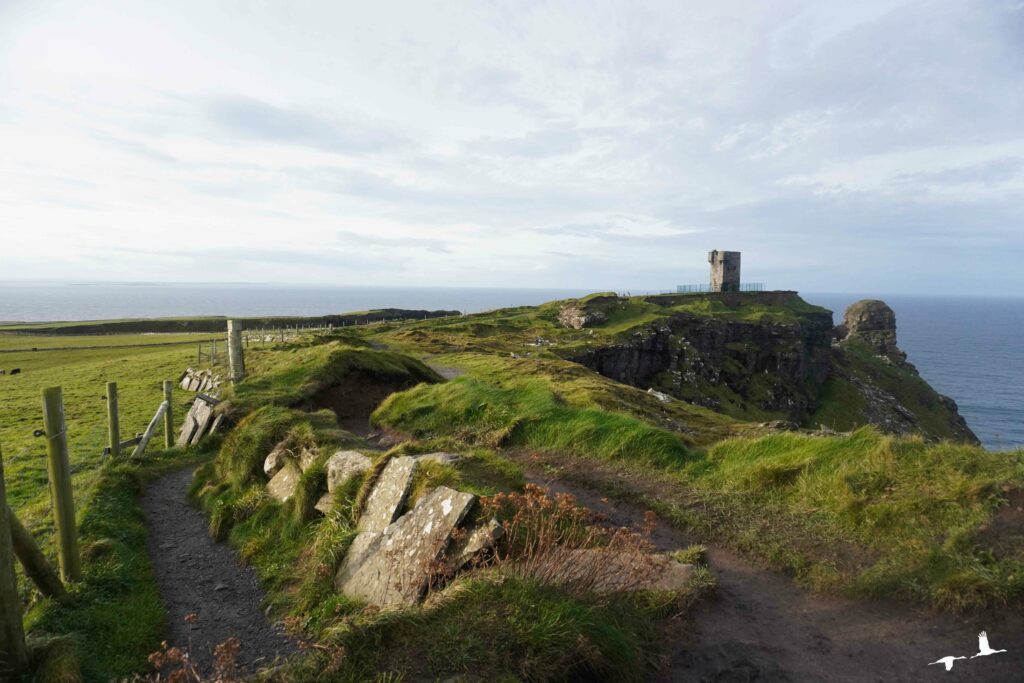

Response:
(358, 456), (417, 532)
(188, 401), (215, 446)
(176, 402), (200, 447)
(327, 450), (372, 493)
(141, 467), (294, 674)
(336, 486), (476, 607)
(267, 460), (302, 503)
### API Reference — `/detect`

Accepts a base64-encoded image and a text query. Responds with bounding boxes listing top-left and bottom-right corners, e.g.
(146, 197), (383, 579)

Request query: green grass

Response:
(0, 331), (215, 351)
(694, 429), (1024, 609)
(373, 375), (698, 469)
(812, 339), (972, 440)
(276, 574), (674, 682)
(0, 309), (458, 335)
(0, 336), (203, 554)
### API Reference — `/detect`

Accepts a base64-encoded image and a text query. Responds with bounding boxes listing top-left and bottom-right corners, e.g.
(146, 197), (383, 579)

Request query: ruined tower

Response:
(708, 250), (741, 292)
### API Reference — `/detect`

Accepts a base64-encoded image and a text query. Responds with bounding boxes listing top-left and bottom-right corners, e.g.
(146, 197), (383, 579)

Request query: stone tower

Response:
(708, 250), (741, 292)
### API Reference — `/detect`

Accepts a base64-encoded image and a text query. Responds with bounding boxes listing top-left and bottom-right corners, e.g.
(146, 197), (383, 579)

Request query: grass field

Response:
(0, 332), (216, 352)
(0, 332), (220, 679)
(0, 333), (208, 530)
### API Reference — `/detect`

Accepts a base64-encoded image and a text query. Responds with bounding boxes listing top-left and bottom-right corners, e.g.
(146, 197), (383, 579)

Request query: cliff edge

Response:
(560, 293), (978, 443)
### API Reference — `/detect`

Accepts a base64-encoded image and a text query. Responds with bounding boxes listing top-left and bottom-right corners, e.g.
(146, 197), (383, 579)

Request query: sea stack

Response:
(840, 299), (908, 365)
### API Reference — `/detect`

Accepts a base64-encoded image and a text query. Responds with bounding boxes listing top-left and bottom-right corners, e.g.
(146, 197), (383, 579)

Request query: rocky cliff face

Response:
(564, 293), (978, 443)
(825, 299), (978, 443)
(565, 293), (834, 423)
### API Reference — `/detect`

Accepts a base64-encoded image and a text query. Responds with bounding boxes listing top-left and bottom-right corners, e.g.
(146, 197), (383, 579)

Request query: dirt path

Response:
(526, 469), (1024, 682)
(141, 466), (296, 673)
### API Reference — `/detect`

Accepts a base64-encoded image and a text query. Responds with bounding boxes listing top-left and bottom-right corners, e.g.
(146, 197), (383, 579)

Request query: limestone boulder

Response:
(314, 492), (335, 515)
(264, 445), (289, 478)
(357, 456), (417, 533)
(445, 519), (504, 571)
(336, 486), (476, 607)
(267, 460), (302, 503)
(326, 450), (373, 493)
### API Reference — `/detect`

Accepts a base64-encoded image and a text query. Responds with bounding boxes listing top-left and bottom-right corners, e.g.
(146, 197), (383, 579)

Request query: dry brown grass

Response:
(480, 484), (660, 600)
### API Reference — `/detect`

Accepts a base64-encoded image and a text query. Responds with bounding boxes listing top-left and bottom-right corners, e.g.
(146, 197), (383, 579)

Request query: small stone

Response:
(326, 450), (372, 493)
(267, 460), (302, 503)
(314, 492), (334, 515)
(264, 444), (289, 478)
(213, 583), (229, 592)
(445, 519), (504, 571)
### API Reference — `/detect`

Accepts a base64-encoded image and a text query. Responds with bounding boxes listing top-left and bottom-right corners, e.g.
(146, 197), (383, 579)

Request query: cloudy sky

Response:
(2, 0), (1022, 294)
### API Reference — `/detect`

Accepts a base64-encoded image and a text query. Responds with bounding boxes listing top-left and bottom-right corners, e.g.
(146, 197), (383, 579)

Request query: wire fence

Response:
(674, 282), (765, 294)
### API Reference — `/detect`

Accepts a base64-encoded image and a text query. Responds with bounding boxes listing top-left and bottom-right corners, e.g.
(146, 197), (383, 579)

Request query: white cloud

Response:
(0, 0), (1022, 294)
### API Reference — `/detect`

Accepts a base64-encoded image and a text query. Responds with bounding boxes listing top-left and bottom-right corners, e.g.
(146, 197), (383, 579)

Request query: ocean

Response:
(1, 283), (1020, 451)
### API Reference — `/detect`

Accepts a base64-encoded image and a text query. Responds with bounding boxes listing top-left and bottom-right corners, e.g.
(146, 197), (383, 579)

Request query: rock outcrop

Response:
(256, 444), (697, 610)
(840, 300), (907, 365)
(566, 296), (834, 422)
(557, 301), (608, 330)
(358, 456), (417, 532)
(336, 486), (476, 607)
(828, 300), (978, 443)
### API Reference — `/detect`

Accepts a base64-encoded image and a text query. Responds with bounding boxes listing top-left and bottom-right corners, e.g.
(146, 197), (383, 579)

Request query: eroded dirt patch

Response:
(515, 453), (1024, 682)
(302, 375), (418, 435)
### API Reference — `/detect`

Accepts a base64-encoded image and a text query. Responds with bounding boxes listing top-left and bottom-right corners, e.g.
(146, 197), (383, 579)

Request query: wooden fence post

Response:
(106, 381), (120, 458)
(134, 400), (168, 459)
(227, 320), (245, 383)
(0, 445), (29, 675)
(163, 381), (173, 449)
(8, 506), (66, 600)
(41, 386), (81, 582)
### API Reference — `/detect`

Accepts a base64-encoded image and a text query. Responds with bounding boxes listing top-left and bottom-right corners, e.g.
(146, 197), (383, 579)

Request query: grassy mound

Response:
(227, 341), (442, 414)
(191, 403), (694, 681)
(374, 375), (698, 469)
(694, 428), (1024, 610)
